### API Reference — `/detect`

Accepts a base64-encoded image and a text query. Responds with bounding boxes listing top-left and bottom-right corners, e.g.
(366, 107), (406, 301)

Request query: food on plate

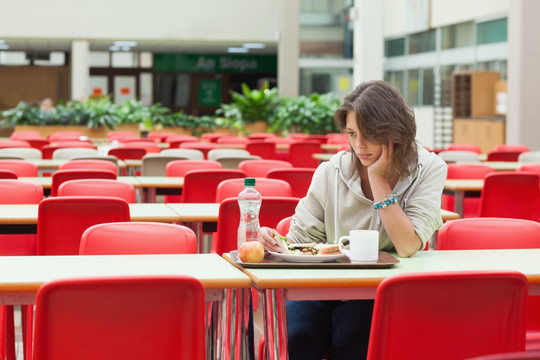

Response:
(238, 241), (265, 263)
(275, 233), (341, 256)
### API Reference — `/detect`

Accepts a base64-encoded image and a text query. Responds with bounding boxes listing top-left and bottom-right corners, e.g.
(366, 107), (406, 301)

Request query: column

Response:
(507, 0), (540, 148)
(277, 0), (299, 97)
(71, 40), (90, 101)
(353, 0), (384, 85)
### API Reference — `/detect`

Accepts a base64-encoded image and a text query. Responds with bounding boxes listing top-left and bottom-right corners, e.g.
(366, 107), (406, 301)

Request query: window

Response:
(409, 30), (436, 54)
(441, 22), (474, 49)
(384, 70), (405, 97)
(477, 18), (507, 45)
(385, 38), (405, 57)
(408, 69), (420, 106)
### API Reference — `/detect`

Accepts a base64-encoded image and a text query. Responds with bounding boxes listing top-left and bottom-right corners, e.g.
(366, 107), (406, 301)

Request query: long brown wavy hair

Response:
(334, 80), (418, 181)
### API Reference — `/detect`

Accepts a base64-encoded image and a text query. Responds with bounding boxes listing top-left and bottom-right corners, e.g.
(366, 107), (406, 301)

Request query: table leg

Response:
(262, 288), (288, 360)
(454, 190), (464, 218)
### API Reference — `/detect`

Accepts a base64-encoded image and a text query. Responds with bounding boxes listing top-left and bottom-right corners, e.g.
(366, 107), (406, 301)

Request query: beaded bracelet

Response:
(373, 193), (399, 210)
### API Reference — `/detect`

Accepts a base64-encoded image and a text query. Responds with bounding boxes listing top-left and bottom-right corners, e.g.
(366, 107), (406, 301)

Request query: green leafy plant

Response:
(82, 97), (120, 129)
(0, 102), (48, 126)
(216, 81), (279, 126)
(269, 93), (340, 135)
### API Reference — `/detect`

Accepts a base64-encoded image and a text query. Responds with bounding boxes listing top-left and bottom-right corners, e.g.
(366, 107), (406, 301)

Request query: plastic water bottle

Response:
(237, 177), (262, 249)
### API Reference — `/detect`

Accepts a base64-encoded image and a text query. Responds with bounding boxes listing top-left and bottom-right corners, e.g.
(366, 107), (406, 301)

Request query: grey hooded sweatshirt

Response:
(286, 145), (447, 252)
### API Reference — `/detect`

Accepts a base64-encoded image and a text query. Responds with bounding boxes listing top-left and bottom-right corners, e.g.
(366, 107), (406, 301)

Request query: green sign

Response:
(198, 79), (221, 106)
(154, 54), (277, 74)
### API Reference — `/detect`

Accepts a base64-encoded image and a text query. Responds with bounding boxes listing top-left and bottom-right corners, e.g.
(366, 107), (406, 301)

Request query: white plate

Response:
(268, 251), (345, 263)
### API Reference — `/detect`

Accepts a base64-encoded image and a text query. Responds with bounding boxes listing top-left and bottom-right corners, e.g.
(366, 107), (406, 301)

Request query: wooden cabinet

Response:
(453, 118), (505, 154)
(451, 71), (505, 153)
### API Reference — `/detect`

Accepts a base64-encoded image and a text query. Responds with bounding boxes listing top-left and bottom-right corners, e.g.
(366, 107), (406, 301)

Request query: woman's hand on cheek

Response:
(368, 142), (393, 179)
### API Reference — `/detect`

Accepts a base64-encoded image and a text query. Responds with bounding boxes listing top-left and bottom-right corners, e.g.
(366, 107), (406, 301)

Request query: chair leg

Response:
(21, 305), (33, 360)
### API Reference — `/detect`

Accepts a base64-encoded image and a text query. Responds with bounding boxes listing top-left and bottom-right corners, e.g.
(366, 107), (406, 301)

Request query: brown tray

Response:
(229, 250), (399, 269)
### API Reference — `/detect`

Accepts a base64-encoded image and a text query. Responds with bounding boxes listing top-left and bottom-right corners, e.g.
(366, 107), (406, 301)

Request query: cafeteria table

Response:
(224, 248), (540, 360)
(23, 159), (128, 176)
(443, 179), (483, 218)
(134, 176), (183, 202)
(19, 176), (141, 198)
(0, 253), (251, 360)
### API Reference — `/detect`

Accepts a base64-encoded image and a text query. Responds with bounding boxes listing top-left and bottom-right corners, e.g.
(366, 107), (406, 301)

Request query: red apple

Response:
(238, 241), (265, 263)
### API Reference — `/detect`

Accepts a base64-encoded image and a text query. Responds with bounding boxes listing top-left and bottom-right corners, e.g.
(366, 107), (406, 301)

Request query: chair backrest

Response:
(69, 155), (119, 165)
(182, 169), (245, 203)
(165, 160), (223, 177)
(518, 151), (540, 163)
(207, 148), (251, 161)
(166, 136), (199, 149)
(0, 169), (17, 179)
(80, 222), (197, 254)
(179, 142), (218, 159)
(0, 147), (43, 159)
(10, 130), (42, 140)
(51, 169), (117, 197)
(517, 164), (540, 177)
(438, 150), (480, 163)
(266, 168), (315, 198)
(52, 147), (99, 160)
(214, 155), (262, 169)
(57, 179), (136, 203)
(215, 178), (292, 202)
(275, 216), (293, 236)
(0, 159), (38, 177)
(494, 144), (530, 153)
(367, 270), (528, 360)
(47, 131), (84, 142)
(107, 131), (139, 141)
(25, 139), (50, 151)
(146, 131), (175, 142)
(437, 217), (540, 250)
(32, 276), (205, 360)
(141, 155), (191, 176)
(245, 140), (277, 160)
(119, 142), (161, 153)
(108, 147), (147, 160)
(160, 148), (205, 160)
(200, 132), (227, 143)
(216, 136), (248, 145)
(212, 196), (300, 254)
(0, 140), (31, 149)
(479, 172), (540, 220)
(37, 196), (130, 255)
(59, 159), (118, 173)
(287, 142), (322, 168)
(487, 151), (523, 162)
(238, 159), (293, 177)
(445, 144), (483, 154)
(0, 180), (43, 204)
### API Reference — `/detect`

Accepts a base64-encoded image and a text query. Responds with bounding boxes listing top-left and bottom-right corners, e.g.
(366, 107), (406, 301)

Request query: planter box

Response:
(14, 124), (141, 140)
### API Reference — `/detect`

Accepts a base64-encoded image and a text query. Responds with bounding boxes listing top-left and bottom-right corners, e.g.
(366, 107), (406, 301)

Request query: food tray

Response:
(229, 250), (399, 269)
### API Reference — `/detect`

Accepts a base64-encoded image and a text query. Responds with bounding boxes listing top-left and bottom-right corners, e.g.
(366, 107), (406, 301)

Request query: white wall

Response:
(431, 0), (509, 27)
(414, 107), (434, 148)
(0, 0), (279, 43)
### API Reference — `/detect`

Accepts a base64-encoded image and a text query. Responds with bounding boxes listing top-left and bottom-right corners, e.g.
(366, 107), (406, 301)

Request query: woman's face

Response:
(345, 111), (383, 167)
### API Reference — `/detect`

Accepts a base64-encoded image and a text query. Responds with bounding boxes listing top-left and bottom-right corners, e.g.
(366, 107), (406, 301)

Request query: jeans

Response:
(286, 300), (374, 360)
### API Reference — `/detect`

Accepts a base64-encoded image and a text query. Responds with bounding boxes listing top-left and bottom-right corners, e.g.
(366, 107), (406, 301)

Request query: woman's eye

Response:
(347, 131), (356, 137)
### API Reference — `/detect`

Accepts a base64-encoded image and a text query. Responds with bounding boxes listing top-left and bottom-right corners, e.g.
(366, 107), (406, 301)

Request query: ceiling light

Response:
(227, 47), (249, 53)
(243, 43), (265, 49)
(109, 45), (121, 51)
(114, 41), (137, 47)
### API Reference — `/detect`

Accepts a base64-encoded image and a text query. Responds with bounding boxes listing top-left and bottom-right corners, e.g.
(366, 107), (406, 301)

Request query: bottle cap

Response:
(244, 178), (255, 186)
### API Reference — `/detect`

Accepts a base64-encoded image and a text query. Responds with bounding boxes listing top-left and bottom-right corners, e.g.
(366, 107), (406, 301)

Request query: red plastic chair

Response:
(465, 350), (540, 360)
(248, 133), (277, 141)
(493, 144), (530, 153)
(287, 142), (322, 168)
(238, 159), (293, 177)
(266, 168), (315, 198)
(216, 178), (292, 202)
(164, 160), (223, 202)
(0, 169), (18, 179)
(166, 135), (199, 148)
(445, 143), (483, 154)
(0, 159), (38, 177)
(366, 270), (528, 360)
(10, 130), (42, 140)
(24, 139), (50, 151)
(486, 151), (524, 162)
(108, 147), (147, 160)
(51, 169), (117, 197)
(216, 136), (249, 145)
(146, 131), (176, 143)
(517, 164), (540, 177)
(246, 140), (277, 160)
(119, 142), (161, 154)
(436, 217), (540, 351)
(275, 216), (293, 236)
(180, 142), (218, 159)
(80, 222), (197, 255)
(478, 172), (540, 220)
(182, 169), (245, 203)
(212, 196), (300, 255)
(0, 140), (31, 149)
(59, 159), (118, 174)
(47, 131), (84, 142)
(200, 132), (227, 143)
(107, 131), (139, 141)
(32, 276), (206, 360)
(0, 180), (43, 360)
(57, 179), (136, 203)
(442, 163), (494, 218)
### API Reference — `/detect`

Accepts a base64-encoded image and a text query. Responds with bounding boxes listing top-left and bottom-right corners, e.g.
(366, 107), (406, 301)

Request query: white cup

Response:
(338, 230), (379, 263)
